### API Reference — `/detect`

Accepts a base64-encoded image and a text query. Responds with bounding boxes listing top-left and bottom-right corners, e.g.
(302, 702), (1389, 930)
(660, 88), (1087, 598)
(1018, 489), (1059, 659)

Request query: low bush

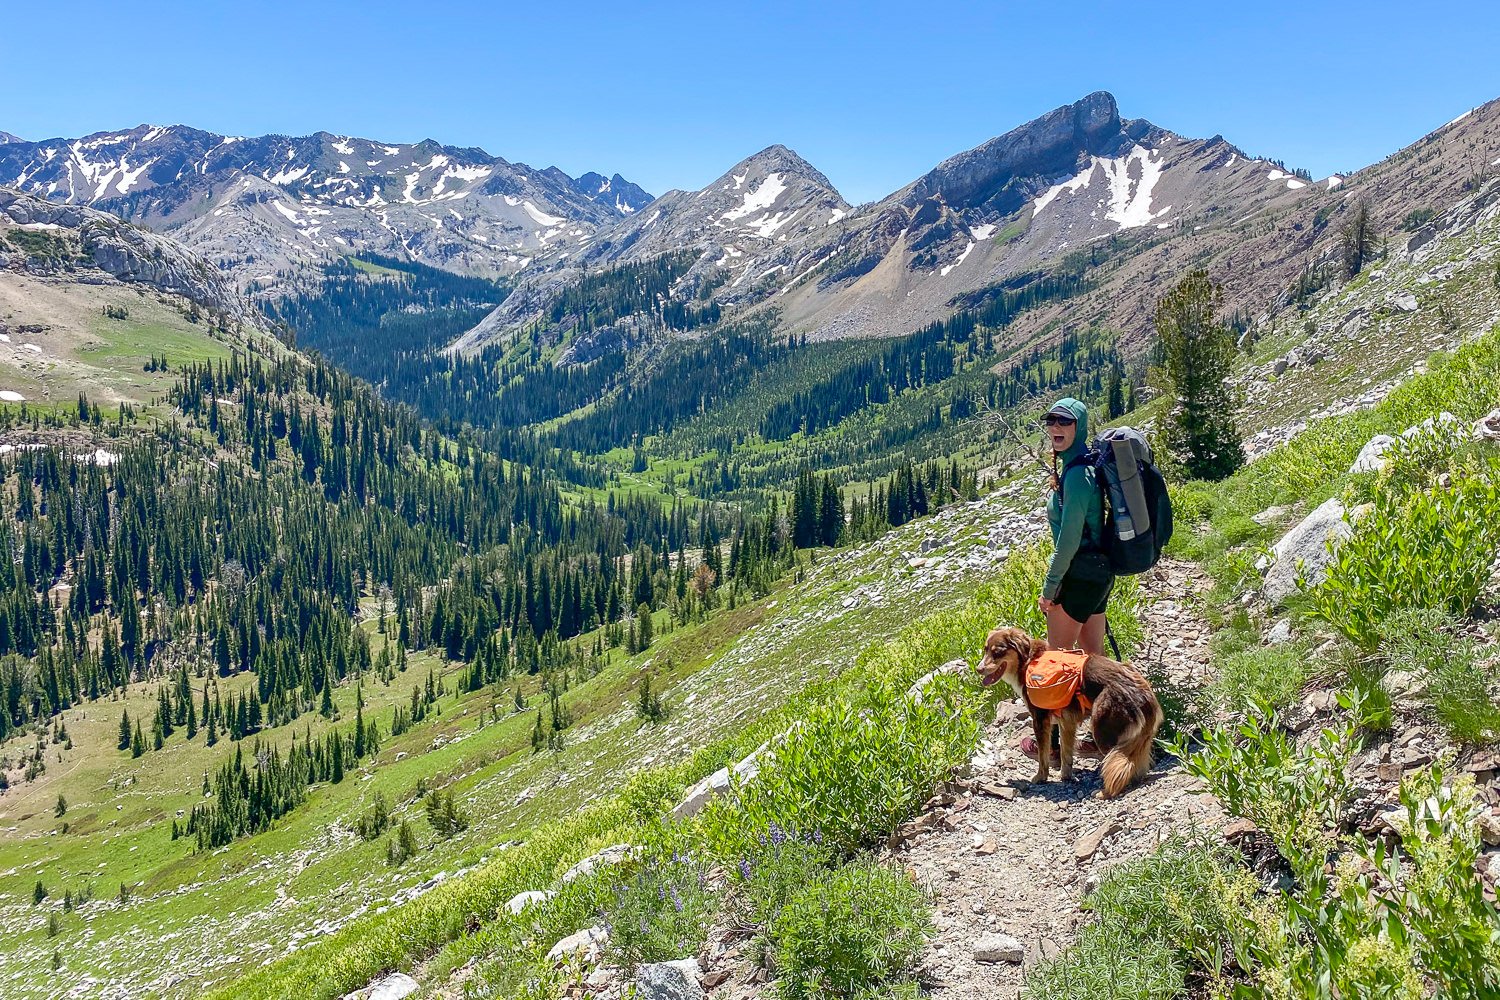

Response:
(1085, 835), (1257, 977)
(1379, 608), (1500, 744)
(1020, 923), (1184, 1000)
(710, 675), (980, 858)
(1305, 462), (1500, 649)
(730, 823), (835, 930)
(1171, 703), (1356, 886)
(599, 850), (718, 971)
(768, 857), (930, 1000)
(1209, 641), (1313, 716)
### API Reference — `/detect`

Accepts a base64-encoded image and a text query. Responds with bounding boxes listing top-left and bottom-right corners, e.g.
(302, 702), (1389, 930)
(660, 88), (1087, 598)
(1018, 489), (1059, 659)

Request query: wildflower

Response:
(738, 857), (752, 881)
(769, 821), (786, 847)
(670, 886), (683, 913)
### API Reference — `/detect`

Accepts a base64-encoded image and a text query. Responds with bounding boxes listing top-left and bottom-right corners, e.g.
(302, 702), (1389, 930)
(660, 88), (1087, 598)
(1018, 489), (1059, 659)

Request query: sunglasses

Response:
(1041, 415), (1076, 427)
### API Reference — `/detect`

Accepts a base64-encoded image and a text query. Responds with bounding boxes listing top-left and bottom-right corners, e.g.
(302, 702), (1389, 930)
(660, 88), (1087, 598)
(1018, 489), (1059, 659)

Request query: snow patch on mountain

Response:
(1031, 145), (1168, 230)
(723, 173), (788, 224)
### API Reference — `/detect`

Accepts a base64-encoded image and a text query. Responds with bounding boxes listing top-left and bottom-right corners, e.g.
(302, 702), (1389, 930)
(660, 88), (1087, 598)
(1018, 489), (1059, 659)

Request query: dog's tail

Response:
(1100, 698), (1162, 798)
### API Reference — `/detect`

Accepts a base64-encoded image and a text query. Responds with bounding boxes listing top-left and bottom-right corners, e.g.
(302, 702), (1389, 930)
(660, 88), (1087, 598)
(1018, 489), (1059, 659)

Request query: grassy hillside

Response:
(0, 274), (247, 413)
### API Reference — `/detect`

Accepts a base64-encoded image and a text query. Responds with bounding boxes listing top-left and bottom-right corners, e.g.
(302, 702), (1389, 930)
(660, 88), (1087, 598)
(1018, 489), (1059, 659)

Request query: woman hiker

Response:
(1039, 396), (1113, 655)
(1024, 396), (1110, 761)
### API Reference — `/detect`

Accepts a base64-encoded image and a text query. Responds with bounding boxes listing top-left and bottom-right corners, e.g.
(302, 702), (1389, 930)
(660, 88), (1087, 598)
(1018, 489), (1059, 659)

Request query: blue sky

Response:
(5, 1), (1496, 204)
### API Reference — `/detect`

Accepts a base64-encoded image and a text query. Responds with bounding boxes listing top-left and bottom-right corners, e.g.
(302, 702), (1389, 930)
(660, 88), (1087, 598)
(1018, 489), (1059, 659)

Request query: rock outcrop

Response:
(0, 186), (255, 324)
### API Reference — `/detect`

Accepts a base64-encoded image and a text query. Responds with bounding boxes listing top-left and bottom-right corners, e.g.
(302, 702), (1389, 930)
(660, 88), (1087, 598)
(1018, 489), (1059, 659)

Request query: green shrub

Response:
(712, 676), (979, 857)
(1380, 608), (1500, 744)
(1171, 704), (1356, 885)
(1020, 923), (1184, 1000)
(1209, 642), (1313, 715)
(1305, 464), (1500, 649)
(600, 850), (718, 971)
(1375, 765), (1500, 997)
(1085, 836), (1257, 976)
(730, 824), (836, 929)
(769, 858), (930, 1000)
(1343, 657), (1394, 736)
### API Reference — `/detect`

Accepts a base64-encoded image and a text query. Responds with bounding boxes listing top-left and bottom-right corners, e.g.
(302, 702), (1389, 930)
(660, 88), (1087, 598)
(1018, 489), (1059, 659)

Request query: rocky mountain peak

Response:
(0, 131), (24, 145)
(0, 125), (653, 293)
(899, 90), (1164, 217)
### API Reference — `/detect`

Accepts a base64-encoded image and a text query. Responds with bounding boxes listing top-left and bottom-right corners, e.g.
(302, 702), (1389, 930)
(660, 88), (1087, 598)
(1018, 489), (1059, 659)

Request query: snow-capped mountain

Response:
(0, 131), (24, 145)
(456, 144), (850, 350)
(463, 91), (1329, 349)
(0, 126), (652, 293)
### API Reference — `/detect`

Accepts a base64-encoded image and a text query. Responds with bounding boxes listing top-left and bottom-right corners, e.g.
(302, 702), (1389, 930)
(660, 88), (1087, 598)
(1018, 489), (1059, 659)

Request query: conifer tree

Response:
(1153, 270), (1244, 480)
(118, 709), (132, 751)
(131, 721), (145, 758)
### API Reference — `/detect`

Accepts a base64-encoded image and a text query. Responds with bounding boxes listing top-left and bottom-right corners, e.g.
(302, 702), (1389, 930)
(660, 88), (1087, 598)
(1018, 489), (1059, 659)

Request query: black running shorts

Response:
(1057, 569), (1114, 624)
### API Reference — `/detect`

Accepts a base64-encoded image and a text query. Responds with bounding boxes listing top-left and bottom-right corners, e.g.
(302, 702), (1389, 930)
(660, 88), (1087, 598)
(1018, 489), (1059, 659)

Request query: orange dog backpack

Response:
(1024, 649), (1091, 712)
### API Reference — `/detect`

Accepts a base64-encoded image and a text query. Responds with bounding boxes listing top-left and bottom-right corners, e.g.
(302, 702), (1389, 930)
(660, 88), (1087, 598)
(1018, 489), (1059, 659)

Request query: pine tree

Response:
(1340, 199), (1376, 278)
(118, 709), (132, 751)
(636, 603), (653, 651)
(636, 673), (666, 723)
(530, 709), (544, 753)
(1152, 270), (1244, 480)
(353, 701), (365, 759)
(131, 721), (145, 758)
(1105, 363), (1126, 419)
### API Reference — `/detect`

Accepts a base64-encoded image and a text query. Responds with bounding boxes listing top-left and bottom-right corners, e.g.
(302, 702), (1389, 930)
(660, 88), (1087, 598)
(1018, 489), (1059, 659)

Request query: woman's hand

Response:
(1038, 596), (1057, 614)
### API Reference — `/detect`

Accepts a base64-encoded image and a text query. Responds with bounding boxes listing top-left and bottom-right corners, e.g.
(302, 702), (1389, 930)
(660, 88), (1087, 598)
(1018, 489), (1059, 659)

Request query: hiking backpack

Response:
(1061, 427), (1174, 576)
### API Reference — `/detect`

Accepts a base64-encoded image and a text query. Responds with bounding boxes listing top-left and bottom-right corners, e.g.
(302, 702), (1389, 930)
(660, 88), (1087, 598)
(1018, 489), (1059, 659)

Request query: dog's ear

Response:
(1002, 628), (1046, 664)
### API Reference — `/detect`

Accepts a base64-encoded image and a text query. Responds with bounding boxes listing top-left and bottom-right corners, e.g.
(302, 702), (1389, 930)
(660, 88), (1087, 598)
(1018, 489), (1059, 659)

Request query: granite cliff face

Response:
(0, 186), (254, 324)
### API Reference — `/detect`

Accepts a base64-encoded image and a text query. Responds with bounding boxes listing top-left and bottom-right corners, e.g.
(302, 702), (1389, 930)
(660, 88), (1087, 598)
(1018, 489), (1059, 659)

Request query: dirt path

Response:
(895, 559), (1228, 999)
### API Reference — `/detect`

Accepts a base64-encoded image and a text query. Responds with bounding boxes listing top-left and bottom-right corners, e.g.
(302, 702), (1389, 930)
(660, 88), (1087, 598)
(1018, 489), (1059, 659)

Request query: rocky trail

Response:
(894, 559), (1225, 999)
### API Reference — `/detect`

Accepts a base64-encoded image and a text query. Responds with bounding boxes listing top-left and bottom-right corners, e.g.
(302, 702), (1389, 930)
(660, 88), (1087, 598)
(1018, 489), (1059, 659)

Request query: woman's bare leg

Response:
(1045, 603), (1082, 649)
(1079, 612), (1108, 657)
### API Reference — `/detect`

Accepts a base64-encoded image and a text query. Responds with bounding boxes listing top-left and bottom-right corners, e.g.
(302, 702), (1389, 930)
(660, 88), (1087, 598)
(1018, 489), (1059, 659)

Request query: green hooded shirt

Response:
(1042, 397), (1105, 600)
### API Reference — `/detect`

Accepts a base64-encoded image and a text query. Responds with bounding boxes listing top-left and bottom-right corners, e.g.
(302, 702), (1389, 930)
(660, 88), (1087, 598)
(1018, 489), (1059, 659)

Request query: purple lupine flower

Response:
(769, 821), (786, 847)
(657, 883), (666, 901)
(639, 915), (650, 934)
(738, 857), (753, 881)
(670, 886), (683, 913)
(811, 828), (823, 845)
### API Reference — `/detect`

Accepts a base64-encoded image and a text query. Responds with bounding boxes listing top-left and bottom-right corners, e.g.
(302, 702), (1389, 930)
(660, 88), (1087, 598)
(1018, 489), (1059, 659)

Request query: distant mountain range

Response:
(0, 126), (653, 293)
(5, 91), (1497, 360)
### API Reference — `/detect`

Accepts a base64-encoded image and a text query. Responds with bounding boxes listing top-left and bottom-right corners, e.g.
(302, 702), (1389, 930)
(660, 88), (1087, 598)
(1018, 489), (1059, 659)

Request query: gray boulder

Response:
(636, 958), (704, 1000)
(905, 658), (973, 706)
(560, 845), (634, 883)
(339, 972), (418, 1000)
(1265, 619), (1293, 645)
(1389, 291), (1419, 312)
(546, 926), (609, 964)
(1349, 434), (1396, 474)
(1473, 408), (1500, 443)
(1263, 497), (1353, 604)
(972, 932), (1025, 963)
(503, 890), (553, 915)
(671, 745), (766, 821)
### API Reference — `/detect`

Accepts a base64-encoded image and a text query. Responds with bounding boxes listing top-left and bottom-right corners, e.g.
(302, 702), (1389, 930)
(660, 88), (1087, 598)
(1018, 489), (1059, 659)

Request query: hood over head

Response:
(1047, 396), (1090, 460)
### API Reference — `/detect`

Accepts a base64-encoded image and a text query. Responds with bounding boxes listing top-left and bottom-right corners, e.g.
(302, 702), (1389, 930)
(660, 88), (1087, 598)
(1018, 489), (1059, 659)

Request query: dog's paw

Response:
(1031, 768), (1049, 784)
(1059, 768), (1075, 783)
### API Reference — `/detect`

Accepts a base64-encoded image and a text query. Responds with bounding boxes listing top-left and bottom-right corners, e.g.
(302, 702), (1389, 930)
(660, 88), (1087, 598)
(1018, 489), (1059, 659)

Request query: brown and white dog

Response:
(977, 626), (1162, 798)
